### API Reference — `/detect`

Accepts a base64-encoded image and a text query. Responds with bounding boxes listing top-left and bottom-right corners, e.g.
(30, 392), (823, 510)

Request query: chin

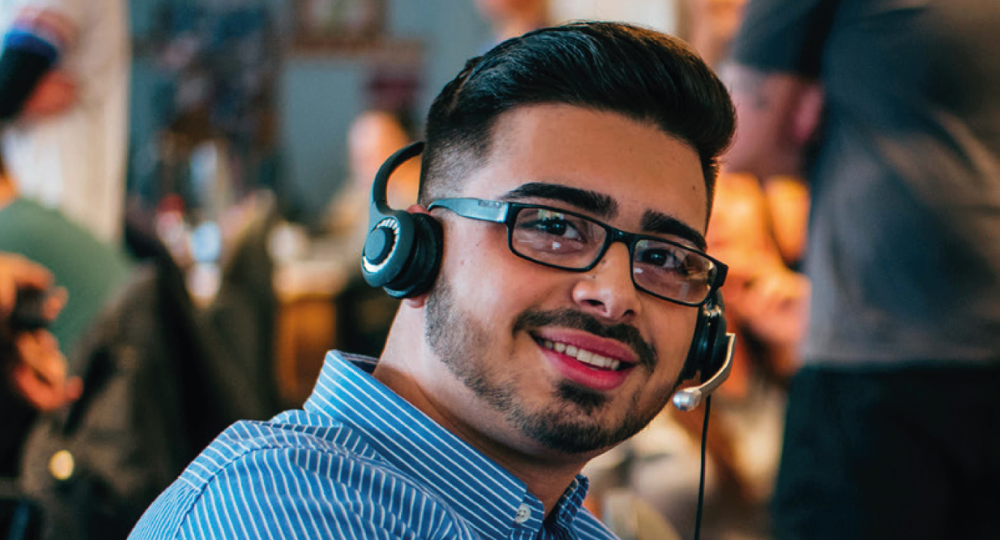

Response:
(515, 394), (660, 455)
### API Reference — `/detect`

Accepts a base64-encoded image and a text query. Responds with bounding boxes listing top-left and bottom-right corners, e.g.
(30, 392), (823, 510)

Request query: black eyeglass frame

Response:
(427, 197), (728, 307)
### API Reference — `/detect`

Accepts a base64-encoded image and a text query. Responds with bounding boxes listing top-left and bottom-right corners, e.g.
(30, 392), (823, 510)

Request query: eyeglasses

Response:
(427, 198), (728, 307)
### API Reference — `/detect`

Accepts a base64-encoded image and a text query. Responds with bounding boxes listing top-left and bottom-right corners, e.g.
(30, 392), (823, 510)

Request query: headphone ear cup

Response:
(362, 211), (415, 289)
(381, 212), (443, 299)
(680, 293), (729, 382)
(680, 305), (710, 382)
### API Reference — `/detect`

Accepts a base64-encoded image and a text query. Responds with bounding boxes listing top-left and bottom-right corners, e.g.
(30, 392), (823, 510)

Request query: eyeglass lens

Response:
(510, 207), (715, 304)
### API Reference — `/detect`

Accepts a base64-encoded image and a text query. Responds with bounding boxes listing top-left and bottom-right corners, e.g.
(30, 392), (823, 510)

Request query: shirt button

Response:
(514, 504), (531, 524)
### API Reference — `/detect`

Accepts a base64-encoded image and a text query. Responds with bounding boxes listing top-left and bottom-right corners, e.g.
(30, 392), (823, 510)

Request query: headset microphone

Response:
(673, 334), (735, 411)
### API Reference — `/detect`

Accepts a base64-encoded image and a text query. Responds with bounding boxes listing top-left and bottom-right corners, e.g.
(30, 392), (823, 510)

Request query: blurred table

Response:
(273, 236), (351, 406)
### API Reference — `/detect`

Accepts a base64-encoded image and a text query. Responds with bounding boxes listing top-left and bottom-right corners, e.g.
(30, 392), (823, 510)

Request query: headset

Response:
(361, 141), (735, 406)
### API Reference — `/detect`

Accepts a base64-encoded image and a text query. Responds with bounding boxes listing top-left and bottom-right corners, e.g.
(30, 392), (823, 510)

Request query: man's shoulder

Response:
(174, 413), (390, 495)
(130, 414), (475, 539)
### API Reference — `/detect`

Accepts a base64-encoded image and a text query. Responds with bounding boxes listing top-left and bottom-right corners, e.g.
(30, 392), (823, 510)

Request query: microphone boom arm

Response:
(672, 333), (736, 412)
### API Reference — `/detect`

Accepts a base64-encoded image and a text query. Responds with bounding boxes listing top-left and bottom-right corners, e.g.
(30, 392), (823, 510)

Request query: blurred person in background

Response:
(324, 109), (420, 357)
(707, 174), (806, 384)
(725, 1), (1000, 539)
(681, 0), (811, 271)
(679, 0), (811, 272)
(679, 0), (748, 68)
(0, 252), (80, 479)
(0, 161), (133, 366)
(2, 156), (269, 539)
(0, 154), (128, 520)
(475, 0), (549, 47)
(677, 0), (809, 381)
(325, 109), (421, 264)
(0, 0), (129, 243)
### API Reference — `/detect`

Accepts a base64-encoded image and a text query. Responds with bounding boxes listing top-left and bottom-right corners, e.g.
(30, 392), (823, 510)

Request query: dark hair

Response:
(418, 21), (736, 217)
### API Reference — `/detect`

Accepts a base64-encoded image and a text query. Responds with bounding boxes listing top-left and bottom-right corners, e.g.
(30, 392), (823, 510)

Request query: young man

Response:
(130, 21), (736, 539)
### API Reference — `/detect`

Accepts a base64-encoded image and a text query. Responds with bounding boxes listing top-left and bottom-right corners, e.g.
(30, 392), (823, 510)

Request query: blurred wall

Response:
(127, 0), (489, 226)
(280, 0), (490, 223)
(551, 0), (677, 33)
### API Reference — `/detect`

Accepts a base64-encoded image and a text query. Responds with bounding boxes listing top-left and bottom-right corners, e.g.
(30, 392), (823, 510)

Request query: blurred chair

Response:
(200, 192), (282, 417)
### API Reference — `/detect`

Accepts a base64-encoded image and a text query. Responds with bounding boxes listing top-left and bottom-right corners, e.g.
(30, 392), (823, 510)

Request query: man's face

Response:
(421, 104), (708, 458)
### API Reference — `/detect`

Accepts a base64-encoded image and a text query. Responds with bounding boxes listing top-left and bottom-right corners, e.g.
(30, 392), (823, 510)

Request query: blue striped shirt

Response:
(130, 351), (619, 539)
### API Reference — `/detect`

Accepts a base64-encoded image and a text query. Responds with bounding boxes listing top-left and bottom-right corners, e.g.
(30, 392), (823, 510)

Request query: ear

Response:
(790, 81), (825, 146)
(403, 295), (428, 308)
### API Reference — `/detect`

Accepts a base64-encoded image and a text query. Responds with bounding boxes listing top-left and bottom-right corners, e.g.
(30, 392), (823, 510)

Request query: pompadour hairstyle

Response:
(418, 21), (737, 218)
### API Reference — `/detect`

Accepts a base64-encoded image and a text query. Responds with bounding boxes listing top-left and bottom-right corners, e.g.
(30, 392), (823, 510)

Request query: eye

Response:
(519, 210), (587, 242)
(535, 217), (579, 238)
(635, 242), (711, 281)
(638, 247), (684, 270)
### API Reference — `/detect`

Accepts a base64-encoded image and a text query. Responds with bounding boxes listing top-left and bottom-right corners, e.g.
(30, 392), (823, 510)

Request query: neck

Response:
(375, 305), (588, 516)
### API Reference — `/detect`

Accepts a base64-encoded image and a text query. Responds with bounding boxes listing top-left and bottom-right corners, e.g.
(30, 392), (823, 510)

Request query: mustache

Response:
(512, 308), (657, 369)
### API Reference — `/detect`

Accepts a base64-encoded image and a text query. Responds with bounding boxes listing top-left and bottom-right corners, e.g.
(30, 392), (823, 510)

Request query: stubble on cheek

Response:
(425, 276), (511, 405)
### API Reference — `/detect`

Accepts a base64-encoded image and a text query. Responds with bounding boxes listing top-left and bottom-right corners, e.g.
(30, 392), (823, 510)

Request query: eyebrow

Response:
(500, 181), (706, 250)
(641, 211), (707, 250)
(501, 183), (618, 219)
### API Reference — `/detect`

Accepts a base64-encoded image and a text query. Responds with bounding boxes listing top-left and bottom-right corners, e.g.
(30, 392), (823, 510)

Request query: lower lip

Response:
(538, 344), (634, 391)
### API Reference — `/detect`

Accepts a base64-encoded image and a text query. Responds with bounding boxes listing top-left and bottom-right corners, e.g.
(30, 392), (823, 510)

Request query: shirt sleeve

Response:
(731, 0), (841, 78)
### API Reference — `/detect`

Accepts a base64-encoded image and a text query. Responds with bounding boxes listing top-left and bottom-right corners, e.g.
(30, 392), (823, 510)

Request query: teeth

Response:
(540, 340), (622, 370)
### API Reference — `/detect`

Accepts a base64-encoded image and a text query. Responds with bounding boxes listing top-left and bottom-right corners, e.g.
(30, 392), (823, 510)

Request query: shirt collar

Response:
(304, 351), (592, 538)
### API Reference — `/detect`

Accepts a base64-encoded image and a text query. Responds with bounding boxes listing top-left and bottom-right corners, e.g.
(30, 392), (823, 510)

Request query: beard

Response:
(424, 276), (675, 454)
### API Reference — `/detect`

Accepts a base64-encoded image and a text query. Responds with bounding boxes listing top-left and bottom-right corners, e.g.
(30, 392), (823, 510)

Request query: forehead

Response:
(461, 104), (709, 234)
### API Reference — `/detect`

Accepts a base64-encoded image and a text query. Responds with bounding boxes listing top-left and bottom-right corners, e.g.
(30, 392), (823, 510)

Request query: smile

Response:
(539, 339), (623, 371)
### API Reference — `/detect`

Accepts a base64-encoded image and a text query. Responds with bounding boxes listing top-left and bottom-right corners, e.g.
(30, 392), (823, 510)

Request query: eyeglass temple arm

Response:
(428, 198), (510, 223)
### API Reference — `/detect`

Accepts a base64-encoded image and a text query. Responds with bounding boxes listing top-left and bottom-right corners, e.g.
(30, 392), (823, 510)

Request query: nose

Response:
(571, 242), (641, 322)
